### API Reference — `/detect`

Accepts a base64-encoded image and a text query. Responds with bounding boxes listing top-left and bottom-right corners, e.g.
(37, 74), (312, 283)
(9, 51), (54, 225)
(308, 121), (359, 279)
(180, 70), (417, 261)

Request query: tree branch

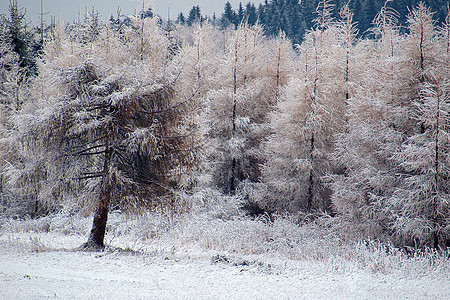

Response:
(79, 150), (107, 156)
(72, 144), (105, 156)
(78, 174), (103, 180)
(140, 87), (199, 115)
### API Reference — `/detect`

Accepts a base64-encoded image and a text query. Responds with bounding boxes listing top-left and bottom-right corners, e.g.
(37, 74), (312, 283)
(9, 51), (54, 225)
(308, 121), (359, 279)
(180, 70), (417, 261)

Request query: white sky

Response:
(0, 1), (265, 24)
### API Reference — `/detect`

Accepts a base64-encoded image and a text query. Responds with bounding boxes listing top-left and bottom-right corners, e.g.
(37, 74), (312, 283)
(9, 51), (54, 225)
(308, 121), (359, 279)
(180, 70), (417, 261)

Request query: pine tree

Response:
(257, 3), (266, 25)
(237, 2), (245, 25)
(0, 15), (25, 114)
(221, 1), (237, 29)
(187, 6), (202, 26)
(0, 14), (28, 216)
(285, 0), (304, 45)
(6, 0), (35, 75)
(440, 2), (450, 54)
(245, 3), (258, 26)
(177, 12), (186, 25)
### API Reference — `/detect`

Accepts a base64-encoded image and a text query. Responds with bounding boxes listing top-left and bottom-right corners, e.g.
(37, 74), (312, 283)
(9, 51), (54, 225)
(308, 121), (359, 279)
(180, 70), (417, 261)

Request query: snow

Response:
(1, 249), (448, 299)
(0, 213), (449, 299)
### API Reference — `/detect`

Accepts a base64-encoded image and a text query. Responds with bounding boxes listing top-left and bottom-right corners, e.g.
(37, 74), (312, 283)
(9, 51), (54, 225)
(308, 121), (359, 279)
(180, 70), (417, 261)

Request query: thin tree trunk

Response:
(432, 80), (441, 249)
(345, 51), (349, 104)
(275, 37), (281, 99)
(140, 0), (145, 61)
(307, 132), (314, 211)
(419, 22), (425, 83)
(230, 32), (239, 194)
(307, 34), (319, 211)
(447, 3), (450, 54)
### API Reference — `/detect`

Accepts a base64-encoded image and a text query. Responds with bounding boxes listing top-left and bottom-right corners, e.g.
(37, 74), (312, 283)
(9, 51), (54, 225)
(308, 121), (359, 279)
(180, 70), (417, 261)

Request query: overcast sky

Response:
(0, 0), (265, 24)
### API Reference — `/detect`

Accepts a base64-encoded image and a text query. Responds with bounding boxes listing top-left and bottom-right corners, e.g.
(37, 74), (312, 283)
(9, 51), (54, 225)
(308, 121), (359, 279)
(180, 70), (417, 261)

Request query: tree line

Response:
(0, 0), (449, 250)
(180, 0), (448, 44)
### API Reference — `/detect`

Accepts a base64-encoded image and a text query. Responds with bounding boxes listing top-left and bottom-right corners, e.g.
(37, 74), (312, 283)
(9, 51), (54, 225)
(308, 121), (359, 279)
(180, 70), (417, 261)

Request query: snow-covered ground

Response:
(0, 212), (449, 299)
(1, 250), (448, 299)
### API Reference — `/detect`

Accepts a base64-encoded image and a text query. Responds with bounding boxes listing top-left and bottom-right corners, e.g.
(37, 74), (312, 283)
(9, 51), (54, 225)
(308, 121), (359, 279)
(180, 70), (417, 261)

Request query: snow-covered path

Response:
(1, 250), (448, 299)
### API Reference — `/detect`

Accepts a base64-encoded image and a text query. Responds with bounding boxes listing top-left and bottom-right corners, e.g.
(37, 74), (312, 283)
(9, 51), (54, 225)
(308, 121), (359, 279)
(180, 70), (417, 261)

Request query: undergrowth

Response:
(0, 208), (448, 278)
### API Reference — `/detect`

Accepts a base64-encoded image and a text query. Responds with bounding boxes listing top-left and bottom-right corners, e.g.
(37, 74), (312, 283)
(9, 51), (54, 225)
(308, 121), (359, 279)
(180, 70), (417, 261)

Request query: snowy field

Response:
(0, 212), (449, 299)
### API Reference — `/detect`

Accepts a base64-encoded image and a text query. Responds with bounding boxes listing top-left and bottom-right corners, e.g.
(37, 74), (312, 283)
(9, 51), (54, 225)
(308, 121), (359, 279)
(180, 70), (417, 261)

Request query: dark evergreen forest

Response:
(181, 0), (449, 44)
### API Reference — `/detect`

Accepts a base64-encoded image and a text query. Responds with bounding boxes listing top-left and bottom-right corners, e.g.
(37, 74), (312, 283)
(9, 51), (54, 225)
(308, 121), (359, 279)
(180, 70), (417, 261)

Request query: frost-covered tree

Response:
(178, 22), (219, 101)
(69, 7), (102, 45)
(389, 3), (450, 248)
(266, 32), (293, 101)
(242, 30), (294, 209)
(392, 71), (450, 249)
(330, 1), (405, 240)
(0, 14), (29, 216)
(206, 23), (290, 195)
(0, 15), (24, 115)
(11, 65), (198, 249)
(125, 15), (171, 68)
(175, 22), (220, 193)
(337, 1), (359, 105)
(262, 0), (345, 213)
(4, 20), (200, 249)
(331, 3), (449, 248)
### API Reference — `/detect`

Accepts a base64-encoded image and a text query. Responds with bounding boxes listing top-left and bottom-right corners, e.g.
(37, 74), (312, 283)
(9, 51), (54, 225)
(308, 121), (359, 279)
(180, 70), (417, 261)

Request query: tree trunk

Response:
(307, 132), (315, 211)
(85, 185), (110, 249)
(432, 80), (441, 250)
(84, 137), (111, 250)
(229, 32), (239, 195)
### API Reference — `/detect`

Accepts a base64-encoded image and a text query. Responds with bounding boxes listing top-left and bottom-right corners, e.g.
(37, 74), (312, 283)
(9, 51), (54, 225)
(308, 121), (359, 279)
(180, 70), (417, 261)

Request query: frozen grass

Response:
(0, 208), (448, 279)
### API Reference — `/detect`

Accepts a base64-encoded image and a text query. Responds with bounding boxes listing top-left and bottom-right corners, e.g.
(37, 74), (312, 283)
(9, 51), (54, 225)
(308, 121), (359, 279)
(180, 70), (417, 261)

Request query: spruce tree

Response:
(6, 0), (35, 75)
(177, 12), (185, 25)
(187, 6), (202, 26)
(245, 3), (258, 26)
(0, 14), (27, 216)
(221, 1), (237, 29)
(237, 2), (245, 25)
